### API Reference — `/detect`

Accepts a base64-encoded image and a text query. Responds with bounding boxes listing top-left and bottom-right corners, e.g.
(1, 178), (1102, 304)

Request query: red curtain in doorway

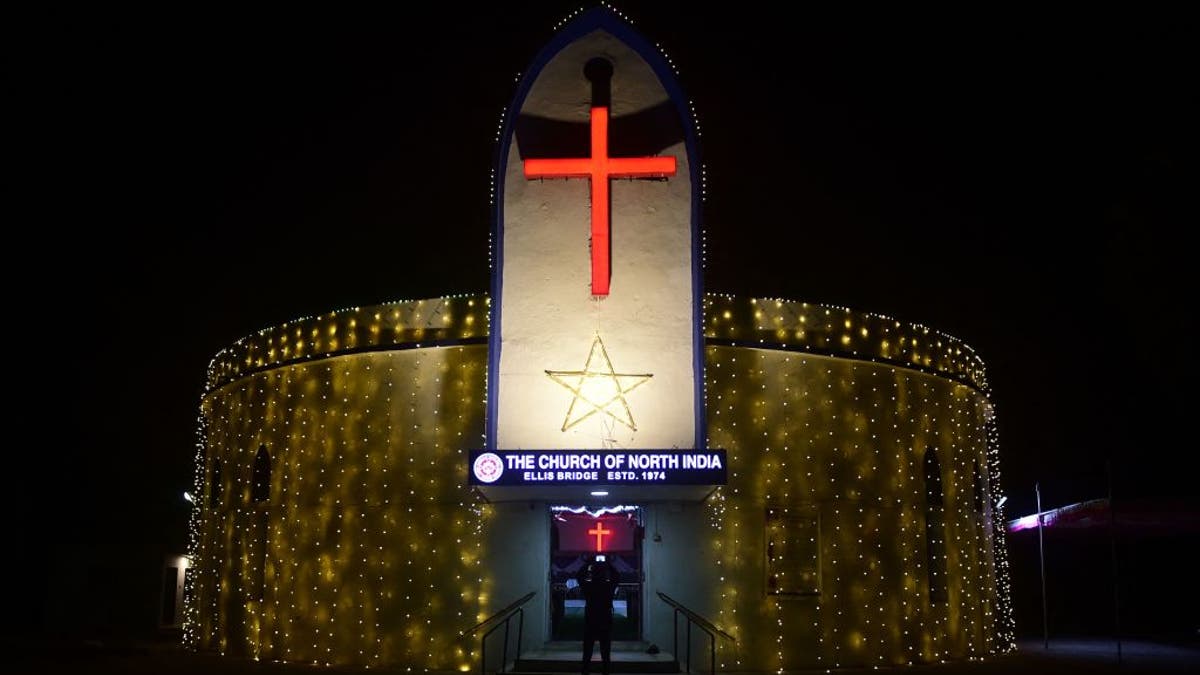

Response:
(554, 512), (637, 552)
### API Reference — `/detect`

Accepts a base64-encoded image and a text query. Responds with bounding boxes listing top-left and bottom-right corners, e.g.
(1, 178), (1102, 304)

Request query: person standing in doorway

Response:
(578, 554), (619, 675)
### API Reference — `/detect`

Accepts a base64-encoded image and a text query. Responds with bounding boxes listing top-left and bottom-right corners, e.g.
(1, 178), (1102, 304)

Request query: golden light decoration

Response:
(544, 333), (653, 432)
(185, 294), (1011, 670)
(185, 296), (489, 671)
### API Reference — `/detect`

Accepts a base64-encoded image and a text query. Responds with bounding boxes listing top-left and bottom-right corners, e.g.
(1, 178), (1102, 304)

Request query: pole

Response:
(1107, 460), (1122, 665)
(1037, 482), (1048, 650)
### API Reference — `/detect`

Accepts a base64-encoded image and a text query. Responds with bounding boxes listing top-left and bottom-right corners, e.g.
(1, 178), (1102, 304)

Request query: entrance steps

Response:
(510, 641), (678, 674)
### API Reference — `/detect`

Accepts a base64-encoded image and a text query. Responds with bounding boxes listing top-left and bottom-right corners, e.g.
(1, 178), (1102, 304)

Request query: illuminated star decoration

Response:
(545, 334), (653, 432)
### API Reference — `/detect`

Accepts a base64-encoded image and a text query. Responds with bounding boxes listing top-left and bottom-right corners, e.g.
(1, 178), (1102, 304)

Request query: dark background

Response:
(11, 3), (1191, 642)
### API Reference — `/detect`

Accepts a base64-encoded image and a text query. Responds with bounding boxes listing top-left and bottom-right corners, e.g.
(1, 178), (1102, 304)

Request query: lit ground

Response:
(8, 638), (1198, 674)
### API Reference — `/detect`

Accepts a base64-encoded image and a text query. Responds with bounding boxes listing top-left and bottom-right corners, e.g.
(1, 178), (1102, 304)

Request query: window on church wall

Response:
(924, 448), (948, 603)
(765, 505), (820, 596)
(249, 444), (272, 602)
(251, 445), (271, 503)
(973, 459), (985, 515)
(209, 459), (223, 509)
(971, 457), (997, 600)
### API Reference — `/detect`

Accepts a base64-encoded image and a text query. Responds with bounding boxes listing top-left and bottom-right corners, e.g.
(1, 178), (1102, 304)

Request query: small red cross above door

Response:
(587, 520), (613, 551)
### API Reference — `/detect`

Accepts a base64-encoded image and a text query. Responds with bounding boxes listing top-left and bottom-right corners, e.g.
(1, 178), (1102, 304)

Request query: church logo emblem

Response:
(472, 452), (505, 483)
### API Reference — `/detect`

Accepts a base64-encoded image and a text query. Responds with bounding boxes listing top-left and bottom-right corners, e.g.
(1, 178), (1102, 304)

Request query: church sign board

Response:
(469, 449), (727, 486)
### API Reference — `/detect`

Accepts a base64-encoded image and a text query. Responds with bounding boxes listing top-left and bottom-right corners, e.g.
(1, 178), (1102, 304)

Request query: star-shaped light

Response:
(545, 334), (653, 432)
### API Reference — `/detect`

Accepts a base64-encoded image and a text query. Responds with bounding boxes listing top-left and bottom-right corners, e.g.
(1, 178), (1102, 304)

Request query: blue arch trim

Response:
(486, 7), (706, 450)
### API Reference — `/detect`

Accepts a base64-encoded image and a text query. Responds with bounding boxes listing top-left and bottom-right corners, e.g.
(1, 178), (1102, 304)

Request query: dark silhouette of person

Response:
(577, 554), (619, 675)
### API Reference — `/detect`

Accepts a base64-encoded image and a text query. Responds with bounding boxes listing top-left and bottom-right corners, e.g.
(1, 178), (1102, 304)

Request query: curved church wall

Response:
(187, 295), (1009, 670)
(189, 301), (490, 668)
(700, 295), (1004, 668)
(706, 346), (998, 668)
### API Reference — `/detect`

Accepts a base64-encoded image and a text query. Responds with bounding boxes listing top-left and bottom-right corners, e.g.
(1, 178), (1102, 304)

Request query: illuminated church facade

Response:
(185, 8), (1014, 671)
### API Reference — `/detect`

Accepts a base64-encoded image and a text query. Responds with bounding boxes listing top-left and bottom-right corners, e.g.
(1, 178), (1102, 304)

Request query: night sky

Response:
(14, 3), (1189, 636)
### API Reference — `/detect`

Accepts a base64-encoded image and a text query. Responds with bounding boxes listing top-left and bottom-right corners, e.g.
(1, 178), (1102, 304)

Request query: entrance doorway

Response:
(548, 505), (643, 641)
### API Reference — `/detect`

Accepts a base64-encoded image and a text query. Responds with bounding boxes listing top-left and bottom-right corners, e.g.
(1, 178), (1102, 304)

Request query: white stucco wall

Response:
(641, 502), (717, 657)
(483, 502), (551, 649)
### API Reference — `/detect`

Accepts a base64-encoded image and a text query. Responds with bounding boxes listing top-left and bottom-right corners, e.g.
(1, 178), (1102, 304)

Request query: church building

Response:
(185, 7), (1014, 671)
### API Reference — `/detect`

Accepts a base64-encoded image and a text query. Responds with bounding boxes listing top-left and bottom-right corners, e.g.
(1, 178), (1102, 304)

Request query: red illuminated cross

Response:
(587, 521), (612, 551)
(524, 107), (677, 296)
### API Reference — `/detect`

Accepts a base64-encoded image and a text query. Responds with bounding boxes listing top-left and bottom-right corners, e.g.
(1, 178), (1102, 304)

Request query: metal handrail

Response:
(460, 591), (536, 675)
(460, 591), (536, 637)
(656, 591), (735, 675)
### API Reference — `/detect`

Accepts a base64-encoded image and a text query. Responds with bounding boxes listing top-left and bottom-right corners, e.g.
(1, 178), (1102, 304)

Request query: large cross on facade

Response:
(524, 106), (676, 296)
